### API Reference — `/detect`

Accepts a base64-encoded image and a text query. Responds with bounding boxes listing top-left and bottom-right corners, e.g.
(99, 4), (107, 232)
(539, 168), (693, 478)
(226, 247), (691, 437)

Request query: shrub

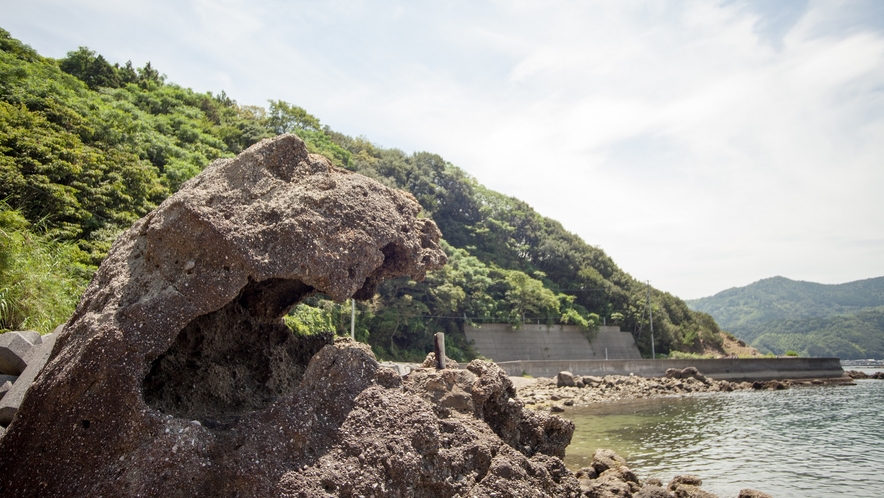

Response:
(668, 351), (717, 360)
(0, 203), (92, 333)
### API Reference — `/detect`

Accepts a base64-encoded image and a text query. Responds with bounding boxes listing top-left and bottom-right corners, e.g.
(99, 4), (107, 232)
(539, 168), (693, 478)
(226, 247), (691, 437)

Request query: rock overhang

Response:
(0, 134), (577, 497)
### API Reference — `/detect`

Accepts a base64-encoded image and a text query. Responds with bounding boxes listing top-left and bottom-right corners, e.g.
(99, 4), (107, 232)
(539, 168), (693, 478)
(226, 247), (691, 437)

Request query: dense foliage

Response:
(0, 28), (723, 359)
(687, 276), (884, 359)
(0, 201), (91, 333)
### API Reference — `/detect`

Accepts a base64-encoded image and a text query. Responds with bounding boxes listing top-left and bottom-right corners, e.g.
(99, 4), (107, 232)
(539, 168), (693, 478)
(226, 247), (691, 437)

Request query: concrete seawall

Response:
(495, 357), (845, 382)
(464, 324), (641, 361)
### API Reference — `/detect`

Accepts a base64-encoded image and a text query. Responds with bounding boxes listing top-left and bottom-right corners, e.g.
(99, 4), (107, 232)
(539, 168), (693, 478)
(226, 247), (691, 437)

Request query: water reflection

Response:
(561, 379), (884, 498)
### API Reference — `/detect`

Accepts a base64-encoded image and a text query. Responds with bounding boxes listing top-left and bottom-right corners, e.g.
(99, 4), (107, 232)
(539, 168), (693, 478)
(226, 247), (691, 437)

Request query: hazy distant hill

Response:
(687, 276), (884, 359)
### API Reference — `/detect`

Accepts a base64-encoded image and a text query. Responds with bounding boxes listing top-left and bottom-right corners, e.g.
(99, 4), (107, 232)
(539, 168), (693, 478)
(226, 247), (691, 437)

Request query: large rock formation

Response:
(0, 135), (577, 496)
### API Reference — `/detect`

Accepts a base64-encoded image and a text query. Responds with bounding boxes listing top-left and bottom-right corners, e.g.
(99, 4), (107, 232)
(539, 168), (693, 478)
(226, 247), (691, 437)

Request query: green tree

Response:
(502, 270), (560, 325)
(58, 47), (120, 90)
(267, 100), (321, 134)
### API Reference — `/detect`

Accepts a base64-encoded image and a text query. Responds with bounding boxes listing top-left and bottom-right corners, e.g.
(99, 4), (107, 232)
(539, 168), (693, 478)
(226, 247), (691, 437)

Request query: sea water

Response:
(561, 369), (884, 498)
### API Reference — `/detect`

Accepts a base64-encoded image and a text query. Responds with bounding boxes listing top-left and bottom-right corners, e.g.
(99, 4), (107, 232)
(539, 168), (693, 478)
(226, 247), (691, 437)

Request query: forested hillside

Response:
(687, 276), (884, 359)
(0, 28), (724, 361)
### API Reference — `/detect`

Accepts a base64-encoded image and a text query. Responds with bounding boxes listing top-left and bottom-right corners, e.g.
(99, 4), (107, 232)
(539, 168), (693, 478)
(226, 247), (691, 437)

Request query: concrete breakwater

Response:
(496, 357), (846, 382)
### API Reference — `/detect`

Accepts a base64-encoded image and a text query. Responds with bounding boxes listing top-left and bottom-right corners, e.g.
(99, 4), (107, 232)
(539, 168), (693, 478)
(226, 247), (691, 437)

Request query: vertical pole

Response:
(605, 348), (608, 360)
(350, 298), (355, 340)
(434, 332), (446, 370)
(648, 280), (655, 359)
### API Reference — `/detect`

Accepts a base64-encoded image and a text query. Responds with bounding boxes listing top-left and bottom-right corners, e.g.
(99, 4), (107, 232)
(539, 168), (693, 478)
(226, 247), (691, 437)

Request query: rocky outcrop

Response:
(736, 490), (773, 498)
(405, 359), (576, 460)
(2, 135), (594, 496)
(664, 366), (707, 383)
(574, 449), (772, 498)
(277, 357), (580, 497)
(846, 369), (884, 379)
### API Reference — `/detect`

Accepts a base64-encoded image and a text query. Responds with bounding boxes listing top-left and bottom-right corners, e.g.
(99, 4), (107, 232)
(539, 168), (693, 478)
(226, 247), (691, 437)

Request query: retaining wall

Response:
(495, 357), (845, 382)
(464, 324), (641, 362)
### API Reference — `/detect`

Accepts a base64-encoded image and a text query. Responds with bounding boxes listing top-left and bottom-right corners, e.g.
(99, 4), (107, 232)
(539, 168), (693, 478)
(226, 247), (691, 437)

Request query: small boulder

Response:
(664, 368), (683, 379)
(575, 466), (598, 480)
(672, 485), (718, 498)
(668, 475), (703, 490)
(738, 489), (773, 498)
(583, 375), (603, 386)
(636, 486), (675, 498)
(420, 352), (460, 370)
(681, 366), (700, 377)
(557, 370), (577, 387)
(591, 448), (627, 475)
(582, 473), (634, 498)
(679, 366), (707, 383)
(600, 465), (640, 485)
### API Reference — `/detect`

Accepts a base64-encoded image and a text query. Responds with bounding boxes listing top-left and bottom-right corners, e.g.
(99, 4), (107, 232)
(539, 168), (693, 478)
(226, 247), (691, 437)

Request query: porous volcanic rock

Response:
(0, 135), (585, 496)
(278, 358), (580, 497)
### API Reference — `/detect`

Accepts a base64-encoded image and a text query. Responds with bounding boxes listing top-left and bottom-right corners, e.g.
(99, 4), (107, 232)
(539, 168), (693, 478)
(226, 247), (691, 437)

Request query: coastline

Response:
(510, 369), (855, 411)
(513, 369), (876, 497)
(549, 371), (884, 498)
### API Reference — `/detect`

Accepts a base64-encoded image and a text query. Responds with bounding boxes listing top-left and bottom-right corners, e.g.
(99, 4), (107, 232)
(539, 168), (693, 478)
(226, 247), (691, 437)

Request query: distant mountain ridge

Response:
(686, 276), (884, 359)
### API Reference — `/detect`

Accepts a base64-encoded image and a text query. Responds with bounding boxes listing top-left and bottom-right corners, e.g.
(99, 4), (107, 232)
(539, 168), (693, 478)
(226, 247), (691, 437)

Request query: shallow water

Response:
(561, 370), (884, 498)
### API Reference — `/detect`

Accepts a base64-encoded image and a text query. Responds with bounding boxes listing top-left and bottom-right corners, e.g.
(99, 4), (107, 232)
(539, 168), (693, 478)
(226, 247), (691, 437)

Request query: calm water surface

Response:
(561, 369), (884, 498)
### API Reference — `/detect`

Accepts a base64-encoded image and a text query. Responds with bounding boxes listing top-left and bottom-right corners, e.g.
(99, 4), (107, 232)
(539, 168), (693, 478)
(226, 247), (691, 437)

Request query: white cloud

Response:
(2, 0), (883, 298)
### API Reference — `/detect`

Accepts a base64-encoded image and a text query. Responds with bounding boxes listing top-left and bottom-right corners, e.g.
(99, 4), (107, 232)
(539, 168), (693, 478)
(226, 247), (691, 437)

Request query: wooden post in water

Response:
(434, 332), (446, 370)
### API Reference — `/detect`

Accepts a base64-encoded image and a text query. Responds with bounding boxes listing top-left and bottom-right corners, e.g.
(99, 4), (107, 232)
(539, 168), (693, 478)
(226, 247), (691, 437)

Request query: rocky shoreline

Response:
(574, 447), (771, 498)
(514, 367), (856, 411)
(846, 369), (884, 379)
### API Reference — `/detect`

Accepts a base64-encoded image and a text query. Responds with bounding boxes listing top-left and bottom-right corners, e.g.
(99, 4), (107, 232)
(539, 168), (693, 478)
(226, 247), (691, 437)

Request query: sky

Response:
(3, 0), (883, 299)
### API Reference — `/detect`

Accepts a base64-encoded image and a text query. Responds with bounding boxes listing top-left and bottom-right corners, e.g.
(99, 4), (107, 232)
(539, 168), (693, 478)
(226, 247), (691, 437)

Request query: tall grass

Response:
(0, 203), (93, 334)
